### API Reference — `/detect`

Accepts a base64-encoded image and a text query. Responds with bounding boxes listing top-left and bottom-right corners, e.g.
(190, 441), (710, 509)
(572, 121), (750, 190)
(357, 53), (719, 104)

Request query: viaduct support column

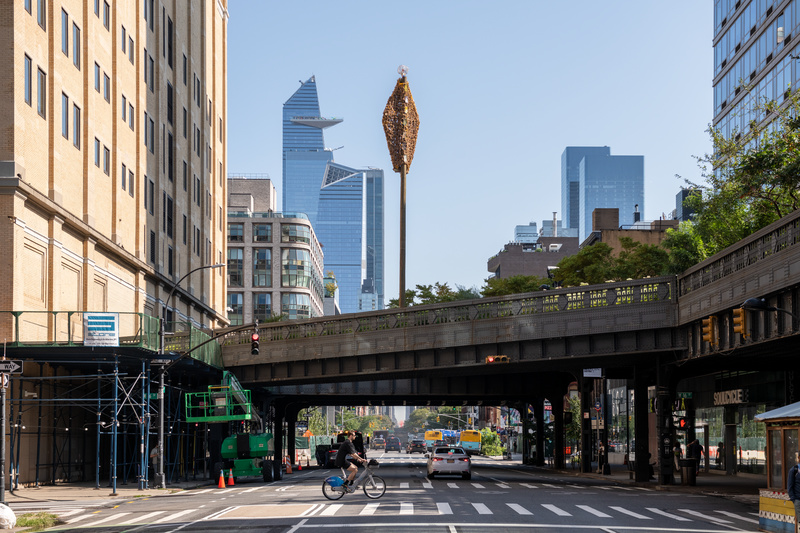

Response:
(286, 408), (298, 467)
(656, 359), (676, 486)
(533, 400), (545, 466)
(580, 377), (593, 473)
(551, 398), (565, 469)
(272, 403), (285, 481)
(633, 366), (651, 482)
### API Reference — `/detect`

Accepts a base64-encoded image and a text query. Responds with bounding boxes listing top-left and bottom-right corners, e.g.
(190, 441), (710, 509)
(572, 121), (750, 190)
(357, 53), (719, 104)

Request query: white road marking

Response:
(610, 506), (652, 520)
(646, 507), (692, 521)
(679, 508), (733, 523)
(241, 486), (265, 493)
(715, 510), (759, 524)
(471, 483), (485, 489)
(576, 505), (612, 518)
(320, 504), (343, 516)
(192, 488), (213, 494)
(447, 483), (459, 489)
(399, 502), (413, 515)
(121, 511), (166, 524)
(154, 508), (198, 523)
(542, 504), (571, 516)
(360, 503), (379, 515)
(507, 503), (532, 515)
(66, 514), (95, 524)
(54, 509), (84, 517)
(437, 502), (452, 514)
(399, 482), (409, 489)
(81, 512), (130, 527)
(422, 482), (433, 489)
(496, 483), (511, 489)
(471, 503), (492, 515)
(541, 483), (560, 488)
(519, 483), (538, 489)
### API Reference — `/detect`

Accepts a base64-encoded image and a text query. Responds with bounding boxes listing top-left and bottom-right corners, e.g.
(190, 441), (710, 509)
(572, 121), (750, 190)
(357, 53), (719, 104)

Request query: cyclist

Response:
(335, 430), (366, 490)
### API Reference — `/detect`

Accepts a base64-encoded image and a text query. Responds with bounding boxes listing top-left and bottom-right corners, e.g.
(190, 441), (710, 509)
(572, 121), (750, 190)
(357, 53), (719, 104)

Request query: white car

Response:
(427, 446), (471, 479)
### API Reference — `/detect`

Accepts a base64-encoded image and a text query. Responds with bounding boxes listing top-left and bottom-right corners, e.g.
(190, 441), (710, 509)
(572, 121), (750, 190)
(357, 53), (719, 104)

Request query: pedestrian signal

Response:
(678, 417), (688, 429)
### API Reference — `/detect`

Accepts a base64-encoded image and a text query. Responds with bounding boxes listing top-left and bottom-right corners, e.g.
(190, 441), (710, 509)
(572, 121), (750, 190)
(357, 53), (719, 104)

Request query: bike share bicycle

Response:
(322, 459), (386, 500)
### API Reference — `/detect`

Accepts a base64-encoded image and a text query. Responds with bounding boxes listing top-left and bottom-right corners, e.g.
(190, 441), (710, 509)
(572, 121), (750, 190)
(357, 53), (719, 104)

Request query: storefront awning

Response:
(755, 401), (800, 421)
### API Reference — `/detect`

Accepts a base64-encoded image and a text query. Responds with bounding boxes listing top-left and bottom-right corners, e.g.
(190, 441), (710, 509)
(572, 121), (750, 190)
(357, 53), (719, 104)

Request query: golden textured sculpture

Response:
(382, 69), (420, 173)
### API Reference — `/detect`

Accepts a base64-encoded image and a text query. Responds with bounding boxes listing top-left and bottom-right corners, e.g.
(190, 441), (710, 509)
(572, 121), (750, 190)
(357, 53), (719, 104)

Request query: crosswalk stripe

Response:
(519, 483), (538, 489)
(154, 508), (197, 523)
(542, 504), (571, 516)
(471, 483), (485, 488)
(610, 506), (652, 520)
(646, 507), (692, 521)
(422, 482), (433, 489)
(81, 512), (130, 527)
(447, 483), (459, 489)
(67, 514), (95, 524)
(193, 488), (213, 494)
(320, 504), (343, 516)
(496, 483), (511, 489)
(55, 509), (85, 517)
(399, 483), (409, 489)
(541, 484), (560, 488)
(399, 502), (413, 515)
(507, 503), (532, 515)
(241, 486), (265, 493)
(122, 511), (167, 524)
(577, 505), (612, 518)
(615, 486), (635, 491)
(437, 502), (452, 515)
(596, 486), (613, 490)
(679, 509), (732, 523)
(632, 486), (653, 491)
(360, 503), (379, 516)
(216, 488), (236, 494)
(715, 510), (759, 524)
(471, 503), (492, 515)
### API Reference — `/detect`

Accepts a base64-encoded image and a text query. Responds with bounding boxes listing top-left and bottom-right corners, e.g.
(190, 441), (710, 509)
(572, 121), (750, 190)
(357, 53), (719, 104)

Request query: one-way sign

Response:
(0, 361), (23, 374)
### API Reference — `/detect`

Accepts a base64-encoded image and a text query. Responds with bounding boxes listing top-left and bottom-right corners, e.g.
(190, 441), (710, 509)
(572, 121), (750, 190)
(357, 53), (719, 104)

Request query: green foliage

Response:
(553, 243), (615, 286)
(614, 237), (670, 279)
(388, 283), (480, 307)
(481, 274), (552, 297)
(16, 512), (61, 531)
(480, 428), (503, 456)
(565, 396), (582, 444)
(406, 407), (434, 432)
(300, 407), (328, 436)
(660, 221), (707, 274)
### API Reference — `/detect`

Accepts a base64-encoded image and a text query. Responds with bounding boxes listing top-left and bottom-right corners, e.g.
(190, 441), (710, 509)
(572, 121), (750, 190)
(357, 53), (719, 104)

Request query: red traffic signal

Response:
(251, 332), (260, 355)
(485, 355), (509, 363)
(251, 333), (260, 342)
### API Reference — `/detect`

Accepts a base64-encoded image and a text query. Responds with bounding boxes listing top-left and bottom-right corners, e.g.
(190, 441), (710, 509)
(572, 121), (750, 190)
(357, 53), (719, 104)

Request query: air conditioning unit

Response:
(549, 244), (562, 252)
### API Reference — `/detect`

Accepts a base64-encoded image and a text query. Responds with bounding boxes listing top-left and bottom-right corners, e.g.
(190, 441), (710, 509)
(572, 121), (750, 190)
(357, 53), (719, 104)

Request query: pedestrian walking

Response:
(673, 440), (682, 472)
(787, 452), (800, 532)
(687, 439), (704, 474)
(716, 442), (724, 470)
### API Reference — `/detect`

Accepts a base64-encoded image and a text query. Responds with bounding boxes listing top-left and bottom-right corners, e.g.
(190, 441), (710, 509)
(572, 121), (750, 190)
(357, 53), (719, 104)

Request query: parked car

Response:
(371, 437), (386, 449)
(326, 443), (341, 468)
(406, 439), (426, 454)
(427, 446), (471, 479)
(385, 436), (402, 452)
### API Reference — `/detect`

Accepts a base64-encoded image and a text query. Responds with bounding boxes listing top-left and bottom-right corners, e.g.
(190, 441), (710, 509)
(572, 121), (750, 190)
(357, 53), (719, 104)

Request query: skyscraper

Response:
(713, 2), (793, 141)
(282, 78), (384, 313)
(560, 147), (644, 242)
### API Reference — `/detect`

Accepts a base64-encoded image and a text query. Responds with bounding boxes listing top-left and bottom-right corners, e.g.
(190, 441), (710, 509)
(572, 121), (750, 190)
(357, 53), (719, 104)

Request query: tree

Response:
(481, 274), (552, 297)
(660, 221), (707, 274)
(406, 407), (434, 433)
(614, 237), (670, 279)
(552, 243), (616, 286)
(387, 283), (480, 307)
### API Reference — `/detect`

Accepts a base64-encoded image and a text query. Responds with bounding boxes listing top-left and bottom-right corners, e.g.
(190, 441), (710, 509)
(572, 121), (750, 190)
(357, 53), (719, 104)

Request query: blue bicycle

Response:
(322, 459), (385, 500)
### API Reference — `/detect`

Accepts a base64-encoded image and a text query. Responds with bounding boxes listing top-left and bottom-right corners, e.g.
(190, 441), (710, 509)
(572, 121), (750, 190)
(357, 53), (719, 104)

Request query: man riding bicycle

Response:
(335, 431), (366, 488)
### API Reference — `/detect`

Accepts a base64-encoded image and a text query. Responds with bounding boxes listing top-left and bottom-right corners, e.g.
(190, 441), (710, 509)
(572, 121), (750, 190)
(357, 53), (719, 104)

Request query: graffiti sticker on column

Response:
(84, 313), (119, 347)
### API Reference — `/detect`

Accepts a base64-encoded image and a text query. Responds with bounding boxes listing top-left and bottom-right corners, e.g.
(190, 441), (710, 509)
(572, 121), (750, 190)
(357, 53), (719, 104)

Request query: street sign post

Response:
(0, 361), (22, 374)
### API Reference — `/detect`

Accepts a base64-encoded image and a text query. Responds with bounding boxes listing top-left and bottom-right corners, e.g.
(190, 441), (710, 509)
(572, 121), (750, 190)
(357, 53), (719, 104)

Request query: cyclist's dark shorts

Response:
(341, 458), (354, 469)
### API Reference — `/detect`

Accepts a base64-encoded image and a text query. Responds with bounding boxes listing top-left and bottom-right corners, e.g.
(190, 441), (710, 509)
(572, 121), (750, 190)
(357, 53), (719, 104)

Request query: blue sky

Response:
(228, 1), (712, 302)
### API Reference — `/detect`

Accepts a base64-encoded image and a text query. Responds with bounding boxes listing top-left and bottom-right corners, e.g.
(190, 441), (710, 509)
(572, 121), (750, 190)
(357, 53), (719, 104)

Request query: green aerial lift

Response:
(185, 371), (274, 482)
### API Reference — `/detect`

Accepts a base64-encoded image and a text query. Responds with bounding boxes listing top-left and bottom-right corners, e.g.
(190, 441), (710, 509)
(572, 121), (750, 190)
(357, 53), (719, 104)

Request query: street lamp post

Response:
(741, 297), (800, 320)
(157, 263), (225, 488)
(382, 65), (420, 308)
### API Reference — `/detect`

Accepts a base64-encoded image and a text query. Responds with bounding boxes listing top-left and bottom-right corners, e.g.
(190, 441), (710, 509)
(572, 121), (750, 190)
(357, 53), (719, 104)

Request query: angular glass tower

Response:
(283, 77), (385, 313)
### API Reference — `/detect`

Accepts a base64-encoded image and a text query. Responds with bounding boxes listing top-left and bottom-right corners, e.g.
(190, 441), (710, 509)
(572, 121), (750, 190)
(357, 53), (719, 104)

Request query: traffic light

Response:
(701, 316), (717, 345)
(678, 417), (689, 430)
(732, 307), (748, 338)
(485, 355), (509, 363)
(251, 332), (260, 355)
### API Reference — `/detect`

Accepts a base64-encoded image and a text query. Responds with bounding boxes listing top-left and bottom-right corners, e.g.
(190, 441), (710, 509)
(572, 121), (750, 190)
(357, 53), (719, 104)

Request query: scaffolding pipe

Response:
(95, 368), (101, 490)
(111, 358), (118, 495)
(139, 359), (146, 490)
(35, 364), (43, 487)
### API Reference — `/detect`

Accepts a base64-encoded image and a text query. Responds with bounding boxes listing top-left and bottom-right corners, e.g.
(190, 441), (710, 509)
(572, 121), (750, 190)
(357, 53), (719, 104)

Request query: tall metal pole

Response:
(1, 374), (6, 504)
(399, 163), (407, 307)
(158, 263), (224, 489)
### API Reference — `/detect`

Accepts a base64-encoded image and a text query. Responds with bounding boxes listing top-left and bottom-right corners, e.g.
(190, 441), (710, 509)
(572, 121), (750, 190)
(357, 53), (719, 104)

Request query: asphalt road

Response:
(37, 451), (760, 532)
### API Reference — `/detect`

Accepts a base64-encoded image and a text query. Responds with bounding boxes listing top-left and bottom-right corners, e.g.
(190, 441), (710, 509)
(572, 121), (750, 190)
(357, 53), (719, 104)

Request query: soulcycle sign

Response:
(713, 388), (749, 406)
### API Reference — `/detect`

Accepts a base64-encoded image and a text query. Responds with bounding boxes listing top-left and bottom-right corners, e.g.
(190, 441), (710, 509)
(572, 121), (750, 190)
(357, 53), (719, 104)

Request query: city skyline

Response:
(228, 1), (712, 299)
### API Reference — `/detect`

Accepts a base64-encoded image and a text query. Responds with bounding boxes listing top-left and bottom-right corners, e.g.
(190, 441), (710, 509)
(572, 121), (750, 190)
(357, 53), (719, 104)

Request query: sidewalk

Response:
(1, 479), (211, 507)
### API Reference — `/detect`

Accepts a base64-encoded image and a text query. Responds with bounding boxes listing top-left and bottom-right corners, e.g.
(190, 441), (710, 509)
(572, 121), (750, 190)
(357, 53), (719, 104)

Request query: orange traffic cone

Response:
(285, 456), (292, 474)
(217, 470), (226, 488)
(228, 469), (235, 486)
(306, 456), (310, 468)
(298, 459), (302, 471)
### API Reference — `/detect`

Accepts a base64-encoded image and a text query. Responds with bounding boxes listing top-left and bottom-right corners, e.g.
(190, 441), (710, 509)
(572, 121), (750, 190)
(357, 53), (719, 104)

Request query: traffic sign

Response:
(594, 400), (602, 412)
(0, 361), (22, 374)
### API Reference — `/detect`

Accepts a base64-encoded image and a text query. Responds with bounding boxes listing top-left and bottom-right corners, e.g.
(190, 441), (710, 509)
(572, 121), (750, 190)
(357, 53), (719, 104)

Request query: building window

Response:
(227, 223), (244, 242)
(227, 293), (243, 326)
(167, 17), (174, 68)
(122, 95), (127, 122)
(148, 56), (154, 92)
(167, 133), (174, 181)
(121, 26), (126, 53)
(253, 249), (271, 287)
(72, 23), (80, 69)
(129, 103), (134, 130)
(103, 146), (110, 175)
(103, 74), (110, 102)
(227, 248), (243, 287)
(149, 231), (156, 264)
(183, 161), (187, 191)
(103, 1), (109, 29)
(61, 10), (69, 56)
(183, 107), (187, 138)
(167, 246), (174, 276)
(281, 293), (311, 320)
(281, 249), (311, 288)
(24, 55), (32, 105)
(37, 69), (46, 118)
(148, 117), (154, 153)
(253, 223), (272, 243)
(94, 63), (100, 92)
(37, 0), (46, 30)
(121, 164), (126, 190)
(148, 178), (154, 214)
(72, 105), (80, 148)
(128, 37), (134, 64)
(166, 195), (174, 238)
(281, 224), (311, 244)
(25, 0), (31, 14)
(167, 82), (174, 124)
(128, 169), (134, 197)
(94, 138), (100, 166)
(253, 293), (271, 323)
(94, 0), (98, 16)
(182, 215), (187, 244)
(61, 93), (69, 139)
(183, 54), (187, 85)
(143, 177), (148, 209)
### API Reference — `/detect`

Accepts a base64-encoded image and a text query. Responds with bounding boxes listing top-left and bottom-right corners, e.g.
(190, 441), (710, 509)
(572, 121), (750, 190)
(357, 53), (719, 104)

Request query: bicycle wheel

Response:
(362, 475), (386, 499)
(322, 479), (345, 500)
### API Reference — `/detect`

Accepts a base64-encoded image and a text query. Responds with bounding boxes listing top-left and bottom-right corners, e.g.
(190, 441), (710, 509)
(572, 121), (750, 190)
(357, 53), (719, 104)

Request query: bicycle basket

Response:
(325, 476), (345, 487)
(367, 459), (380, 468)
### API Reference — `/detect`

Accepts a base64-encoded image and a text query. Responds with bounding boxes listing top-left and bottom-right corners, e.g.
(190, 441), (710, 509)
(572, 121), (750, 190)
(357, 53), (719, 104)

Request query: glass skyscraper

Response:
(561, 146), (644, 242)
(282, 77), (385, 313)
